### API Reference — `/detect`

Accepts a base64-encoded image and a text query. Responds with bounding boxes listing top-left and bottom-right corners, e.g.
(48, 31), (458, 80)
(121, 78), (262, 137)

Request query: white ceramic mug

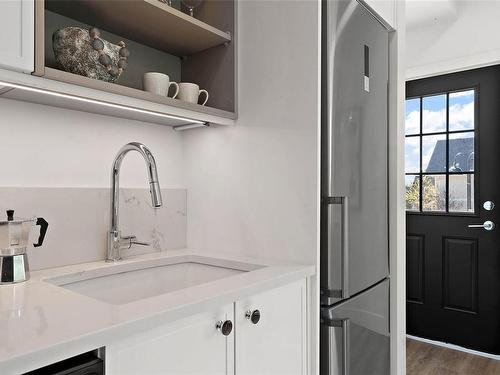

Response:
(178, 83), (209, 106)
(143, 72), (179, 99)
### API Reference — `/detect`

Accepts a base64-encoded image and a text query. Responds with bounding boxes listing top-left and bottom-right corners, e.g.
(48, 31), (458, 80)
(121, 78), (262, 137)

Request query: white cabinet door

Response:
(106, 303), (234, 375)
(235, 279), (307, 375)
(0, 0), (34, 72)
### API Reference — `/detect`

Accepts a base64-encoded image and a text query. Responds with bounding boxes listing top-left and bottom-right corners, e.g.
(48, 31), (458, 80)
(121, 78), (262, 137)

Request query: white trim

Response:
(312, 0), (322, 373)
(407, 335), (500, 361)
(388, 1), (406, 374)
(406, 48), (500, 80)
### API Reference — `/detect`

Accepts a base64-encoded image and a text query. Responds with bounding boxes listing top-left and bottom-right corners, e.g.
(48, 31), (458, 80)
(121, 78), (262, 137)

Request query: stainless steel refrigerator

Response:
(320, 1), (390, 374)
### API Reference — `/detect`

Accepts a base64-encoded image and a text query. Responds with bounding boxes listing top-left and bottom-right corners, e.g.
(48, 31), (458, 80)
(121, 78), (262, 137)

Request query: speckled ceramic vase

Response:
(52, 27), (123, 83)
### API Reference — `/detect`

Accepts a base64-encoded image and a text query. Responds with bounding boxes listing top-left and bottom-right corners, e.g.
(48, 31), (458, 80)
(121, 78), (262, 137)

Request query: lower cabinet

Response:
(106, 304), (234, 375)
(106, 279), (306, 374)
(235, 279), (307, 375)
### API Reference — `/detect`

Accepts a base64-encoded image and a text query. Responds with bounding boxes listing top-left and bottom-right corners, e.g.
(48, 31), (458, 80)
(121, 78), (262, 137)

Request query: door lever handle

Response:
(468, 221), (495, 231)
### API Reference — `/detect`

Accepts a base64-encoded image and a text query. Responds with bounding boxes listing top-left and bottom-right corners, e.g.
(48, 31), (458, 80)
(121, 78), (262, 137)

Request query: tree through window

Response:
(405, 89), (476, 213)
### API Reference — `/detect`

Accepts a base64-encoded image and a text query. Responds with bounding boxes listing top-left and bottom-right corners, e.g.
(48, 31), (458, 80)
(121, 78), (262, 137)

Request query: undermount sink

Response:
(47, 261), (248, 305)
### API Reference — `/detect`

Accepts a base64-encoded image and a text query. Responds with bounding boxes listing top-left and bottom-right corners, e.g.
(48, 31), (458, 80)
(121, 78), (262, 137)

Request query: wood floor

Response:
(407, 338), (500, 375)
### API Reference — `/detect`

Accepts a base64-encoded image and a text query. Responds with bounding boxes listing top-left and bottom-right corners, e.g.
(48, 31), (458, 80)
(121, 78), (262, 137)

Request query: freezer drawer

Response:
(321, 0), (389, 304)
(320, 279), (390, 375)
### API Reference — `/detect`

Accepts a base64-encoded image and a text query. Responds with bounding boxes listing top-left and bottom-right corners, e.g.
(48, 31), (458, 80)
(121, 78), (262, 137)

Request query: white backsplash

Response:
(0, 188), (186, 270)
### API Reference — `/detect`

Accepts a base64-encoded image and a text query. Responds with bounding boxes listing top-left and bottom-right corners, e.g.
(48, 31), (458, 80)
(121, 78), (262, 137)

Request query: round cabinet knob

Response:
(245, 309), (261, 324)
(216, 320), (233, 336)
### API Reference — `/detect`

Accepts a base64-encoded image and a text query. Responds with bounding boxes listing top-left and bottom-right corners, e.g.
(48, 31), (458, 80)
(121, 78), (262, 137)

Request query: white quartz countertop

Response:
(0, 249), (315, 374)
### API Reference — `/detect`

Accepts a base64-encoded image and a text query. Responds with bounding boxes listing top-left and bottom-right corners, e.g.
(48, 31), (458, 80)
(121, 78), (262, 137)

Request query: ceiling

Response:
(406, 0), (459, 29)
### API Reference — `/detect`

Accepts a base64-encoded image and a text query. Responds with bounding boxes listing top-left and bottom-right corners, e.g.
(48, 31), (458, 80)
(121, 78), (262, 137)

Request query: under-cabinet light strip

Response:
(173, 122), (210, 131)
(0, 80), (206, 125)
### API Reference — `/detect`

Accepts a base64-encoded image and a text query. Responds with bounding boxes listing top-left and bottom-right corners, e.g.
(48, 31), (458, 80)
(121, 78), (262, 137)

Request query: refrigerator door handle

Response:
(325, 196), (349, 299)
(331, 318), (351, 375)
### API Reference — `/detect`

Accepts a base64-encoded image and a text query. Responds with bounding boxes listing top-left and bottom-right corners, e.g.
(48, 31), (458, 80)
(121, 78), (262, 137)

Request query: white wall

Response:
(0, 0), (319, 287)
(183, 0), (319, 264)
(406, 1), (500, 79)
(0, 0), (319, 264)
(0, 98), (185, 188)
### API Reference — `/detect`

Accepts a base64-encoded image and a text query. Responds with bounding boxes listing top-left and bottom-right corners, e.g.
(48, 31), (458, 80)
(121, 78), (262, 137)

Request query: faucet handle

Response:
(131, 237), (151, 246)
(121, 235), (151, 248)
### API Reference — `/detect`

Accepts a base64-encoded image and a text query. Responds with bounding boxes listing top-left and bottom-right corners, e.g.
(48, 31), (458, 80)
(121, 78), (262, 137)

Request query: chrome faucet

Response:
(107, 142), (163, 262)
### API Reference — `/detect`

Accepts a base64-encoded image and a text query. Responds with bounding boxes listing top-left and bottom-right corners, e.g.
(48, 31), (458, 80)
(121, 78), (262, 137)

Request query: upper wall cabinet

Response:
(0, 0), (35, 72)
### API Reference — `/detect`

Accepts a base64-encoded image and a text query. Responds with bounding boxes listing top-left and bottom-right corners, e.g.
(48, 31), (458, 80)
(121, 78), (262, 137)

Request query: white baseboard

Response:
(407, 334), (500, 361)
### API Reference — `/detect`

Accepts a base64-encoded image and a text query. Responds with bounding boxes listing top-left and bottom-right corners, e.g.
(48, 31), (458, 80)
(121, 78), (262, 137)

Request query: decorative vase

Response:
(52, 27), (127, 83)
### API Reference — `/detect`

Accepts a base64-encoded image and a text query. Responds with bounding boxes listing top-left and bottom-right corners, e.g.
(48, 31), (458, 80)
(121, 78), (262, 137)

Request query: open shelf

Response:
(44, 67), (235, 119)
(45, 0), (232, 56)
(0, 67), (234, 127)
(30, 0), (236, 125)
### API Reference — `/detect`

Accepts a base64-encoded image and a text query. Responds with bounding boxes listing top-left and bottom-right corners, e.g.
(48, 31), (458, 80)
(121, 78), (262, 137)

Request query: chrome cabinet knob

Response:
(468, 220), (495, 231)
(245, 309), (261, 324)
(216, 320), (233, 336)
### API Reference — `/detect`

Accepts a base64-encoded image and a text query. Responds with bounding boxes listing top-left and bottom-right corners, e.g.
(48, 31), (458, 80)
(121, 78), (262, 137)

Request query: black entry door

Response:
(406, 66), (500, 354)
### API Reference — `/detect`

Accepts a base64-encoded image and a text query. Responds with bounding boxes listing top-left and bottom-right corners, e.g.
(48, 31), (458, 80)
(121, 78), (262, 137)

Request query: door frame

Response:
(402, 7), (500, 371)
(405, 65), (500, 355)
(387, 1), (407, 375)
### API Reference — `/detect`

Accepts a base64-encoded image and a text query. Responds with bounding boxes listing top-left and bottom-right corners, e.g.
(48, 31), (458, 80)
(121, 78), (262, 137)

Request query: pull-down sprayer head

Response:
(150, 181), (162, 208)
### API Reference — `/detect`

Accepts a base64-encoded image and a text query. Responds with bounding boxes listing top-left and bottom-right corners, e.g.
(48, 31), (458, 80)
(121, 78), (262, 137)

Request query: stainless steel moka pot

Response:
(0, 210), (48, 284)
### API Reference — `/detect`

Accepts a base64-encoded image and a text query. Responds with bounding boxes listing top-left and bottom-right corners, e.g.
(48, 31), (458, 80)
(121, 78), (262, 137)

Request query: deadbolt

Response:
(483, 201), (495, 211)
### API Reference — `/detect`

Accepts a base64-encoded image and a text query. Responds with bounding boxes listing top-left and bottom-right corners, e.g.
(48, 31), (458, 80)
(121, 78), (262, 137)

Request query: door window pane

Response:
(422, 134), (446, 173)
(423, 95), (446, 134)
(405, 175), (420, 211)
(449, 90), (474, 131)
(405, 137), (420, 173)
(449, 174), (475, 213)
(405, 98), (420, 135)
(405, 89), (476, 214)
(449, 132), (474, 172)
(422, 175), (446, 212)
